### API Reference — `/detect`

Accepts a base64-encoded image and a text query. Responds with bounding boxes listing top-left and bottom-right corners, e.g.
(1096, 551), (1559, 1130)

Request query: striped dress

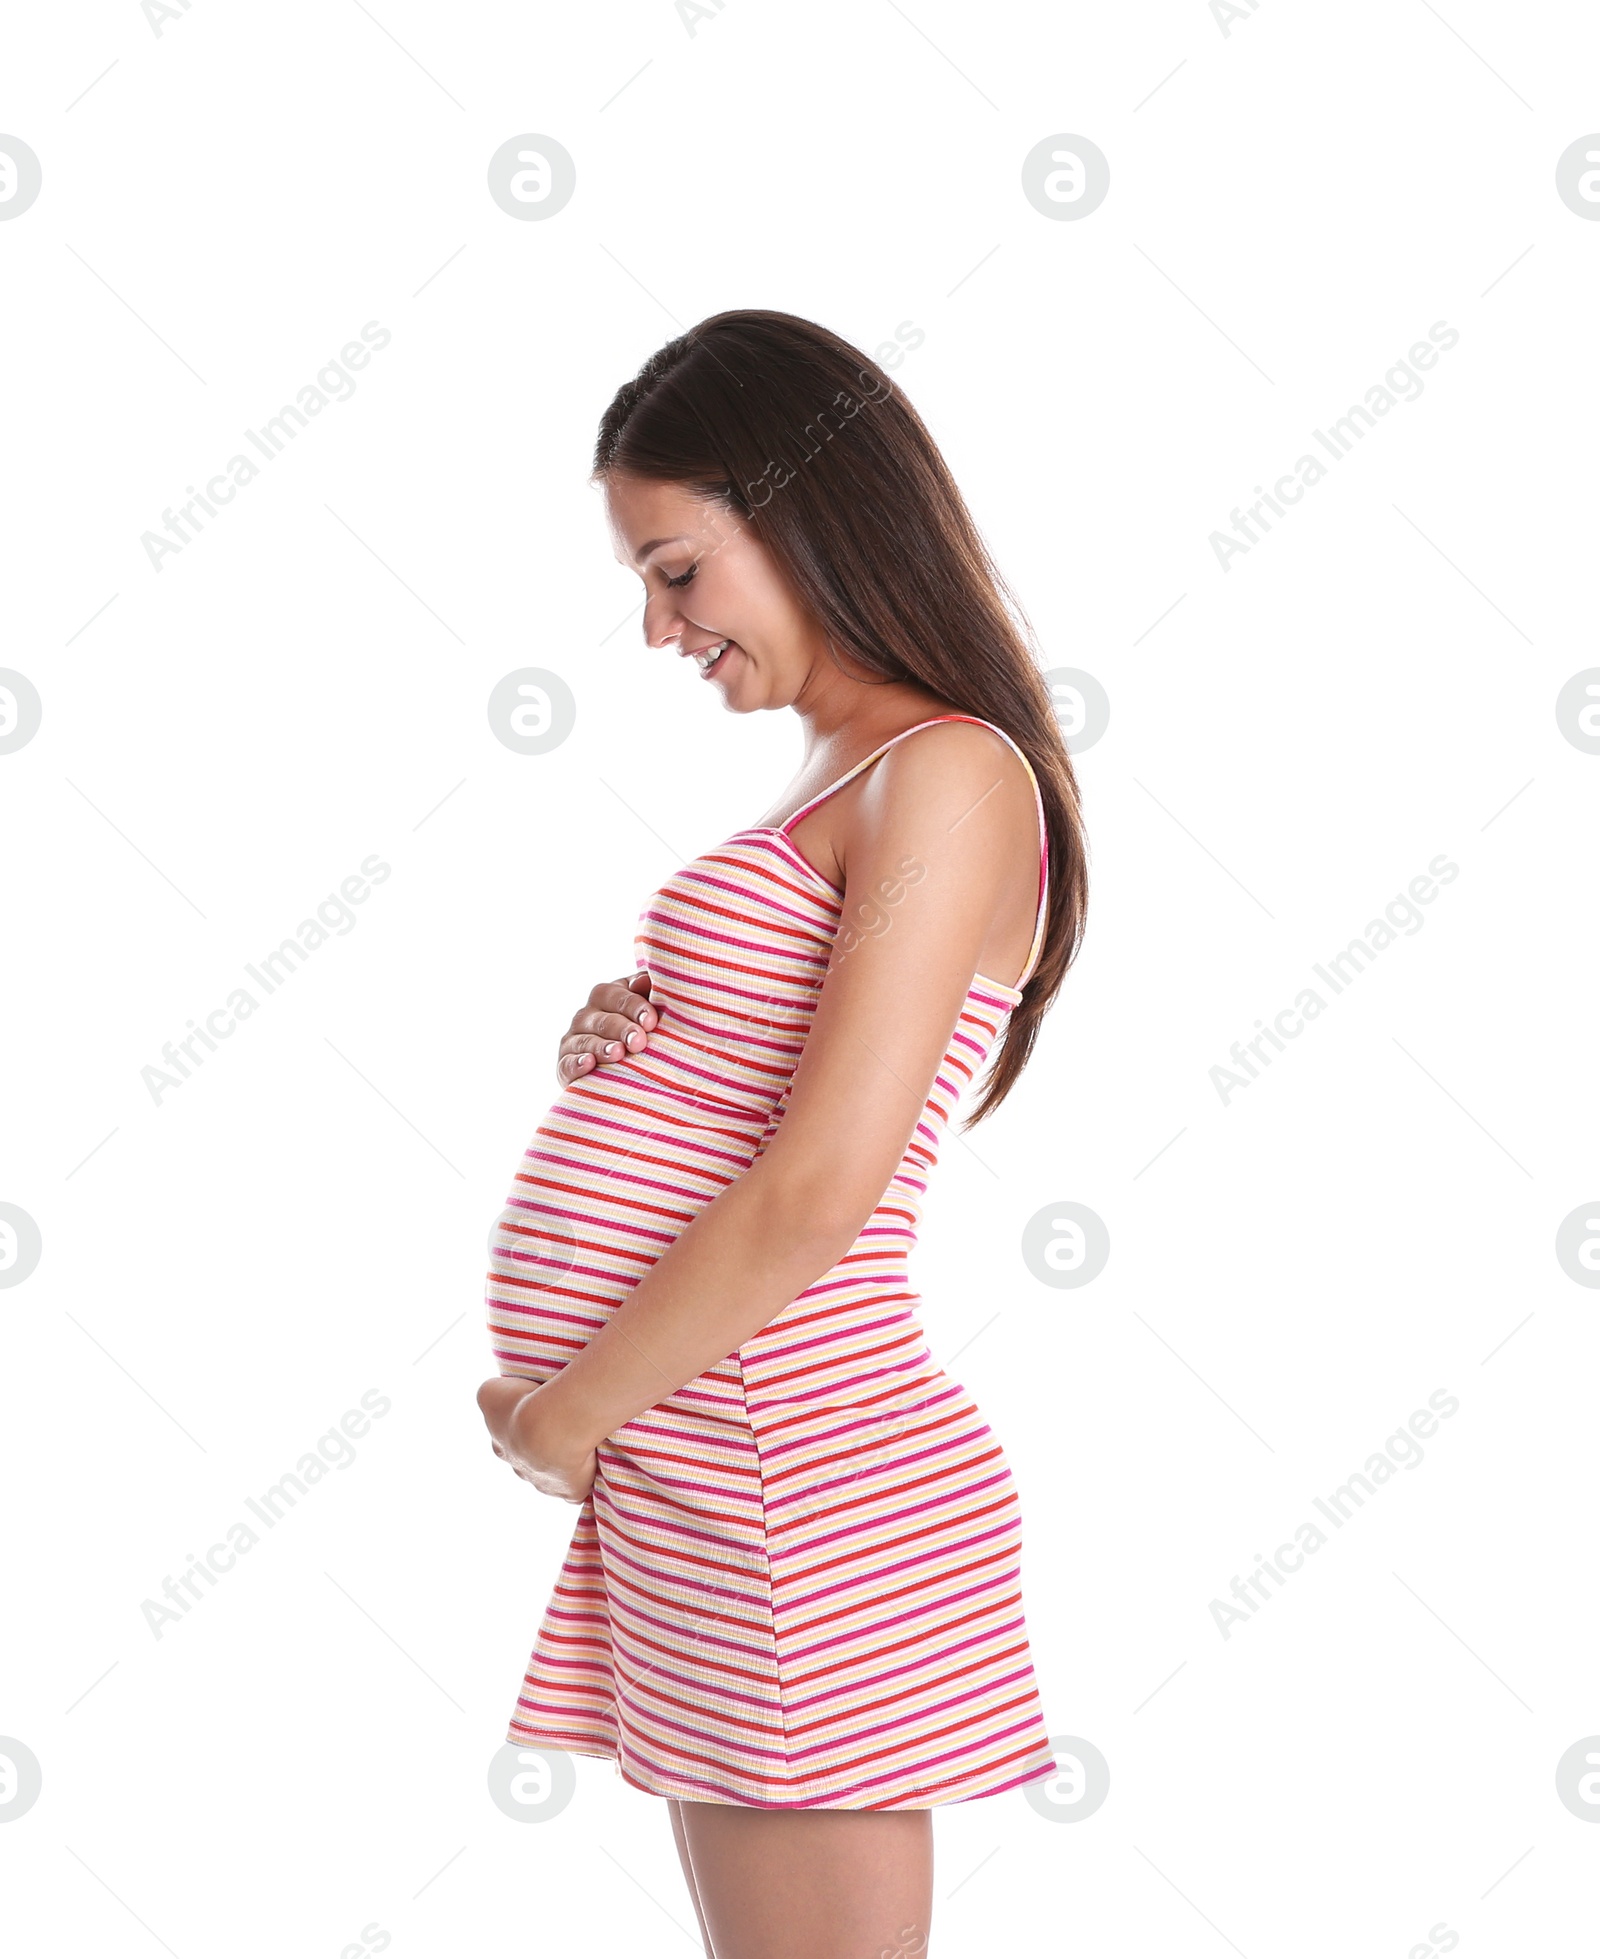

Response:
(485, 713), (1057, 1809)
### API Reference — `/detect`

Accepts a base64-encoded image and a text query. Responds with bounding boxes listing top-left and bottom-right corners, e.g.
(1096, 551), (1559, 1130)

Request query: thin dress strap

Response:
(780, 713), (1051, 994)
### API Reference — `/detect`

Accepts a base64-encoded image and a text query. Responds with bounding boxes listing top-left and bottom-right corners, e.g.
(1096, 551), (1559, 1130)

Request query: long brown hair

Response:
(593, 308), (1088, 1126)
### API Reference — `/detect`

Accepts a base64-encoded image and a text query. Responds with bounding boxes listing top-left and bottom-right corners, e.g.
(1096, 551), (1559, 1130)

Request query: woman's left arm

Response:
(481, 724), (1035, 1497)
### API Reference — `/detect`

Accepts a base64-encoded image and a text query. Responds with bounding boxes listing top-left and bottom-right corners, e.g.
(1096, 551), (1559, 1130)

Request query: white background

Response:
(3, 1), (1598, 1954)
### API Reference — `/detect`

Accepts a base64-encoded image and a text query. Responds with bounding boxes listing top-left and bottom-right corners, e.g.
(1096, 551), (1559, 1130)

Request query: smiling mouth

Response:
(693, 639), (732, 676)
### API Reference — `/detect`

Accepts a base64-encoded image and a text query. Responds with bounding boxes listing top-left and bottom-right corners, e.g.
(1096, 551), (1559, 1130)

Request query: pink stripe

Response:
(786, 1617), (1033, 1717)
(772, 1469), (1013, 1557)
(765, 1431), (1001, 1521)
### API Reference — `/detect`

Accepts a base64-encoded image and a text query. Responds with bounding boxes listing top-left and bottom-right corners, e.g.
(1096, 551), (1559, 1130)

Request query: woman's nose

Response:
(642, 593), (685, 651)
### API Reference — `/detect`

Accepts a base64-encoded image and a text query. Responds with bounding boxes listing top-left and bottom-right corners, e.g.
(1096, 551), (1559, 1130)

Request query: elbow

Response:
(750, 1163), (877, 1265)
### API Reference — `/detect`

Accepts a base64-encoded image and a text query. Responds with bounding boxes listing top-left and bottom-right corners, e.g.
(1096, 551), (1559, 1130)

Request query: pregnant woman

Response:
(478, 310), (1088, 1959)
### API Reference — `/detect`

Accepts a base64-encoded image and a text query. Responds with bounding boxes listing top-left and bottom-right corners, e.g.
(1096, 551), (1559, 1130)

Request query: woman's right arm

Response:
(555, 971), (657, 1086)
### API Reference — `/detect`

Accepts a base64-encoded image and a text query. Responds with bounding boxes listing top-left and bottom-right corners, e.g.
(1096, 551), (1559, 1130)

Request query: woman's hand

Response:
(556, 972), (658, 1088)
(477, 1376), (598, 1505)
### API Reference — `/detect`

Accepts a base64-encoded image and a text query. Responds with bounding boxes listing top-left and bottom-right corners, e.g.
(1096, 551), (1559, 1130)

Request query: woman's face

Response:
(603, 472), (827, 712)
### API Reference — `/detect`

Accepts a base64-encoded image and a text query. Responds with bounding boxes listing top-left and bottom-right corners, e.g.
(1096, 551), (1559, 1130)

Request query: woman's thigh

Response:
(675, 1799), (932, 1959)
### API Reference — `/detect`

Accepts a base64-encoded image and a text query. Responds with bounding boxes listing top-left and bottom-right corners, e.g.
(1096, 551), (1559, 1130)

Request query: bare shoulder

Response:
(857, 716), (1037, 845)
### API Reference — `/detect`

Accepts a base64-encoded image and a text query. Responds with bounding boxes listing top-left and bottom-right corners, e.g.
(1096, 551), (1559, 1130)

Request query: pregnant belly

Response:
(484, 1061), (775, 1382)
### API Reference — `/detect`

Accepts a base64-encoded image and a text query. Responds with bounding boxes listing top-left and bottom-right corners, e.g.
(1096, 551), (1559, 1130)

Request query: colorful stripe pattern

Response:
(485, 715), (1057, 1808)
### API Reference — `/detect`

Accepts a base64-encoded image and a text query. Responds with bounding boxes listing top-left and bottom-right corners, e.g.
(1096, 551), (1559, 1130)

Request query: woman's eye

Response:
(664, 564), (698, 589)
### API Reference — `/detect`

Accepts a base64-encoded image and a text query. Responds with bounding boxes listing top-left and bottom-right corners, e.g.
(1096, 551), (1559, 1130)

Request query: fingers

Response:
(557, 1035), (620, 1086)
(557, 976), (660, 1087)
(588, 975), (657, 1029)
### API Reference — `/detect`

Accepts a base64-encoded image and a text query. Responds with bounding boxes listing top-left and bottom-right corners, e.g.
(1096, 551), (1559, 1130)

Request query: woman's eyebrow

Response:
(633, 533), (688, 564)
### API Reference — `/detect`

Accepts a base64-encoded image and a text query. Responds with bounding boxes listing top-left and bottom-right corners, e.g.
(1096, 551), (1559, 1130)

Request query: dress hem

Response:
(504, 1726), (1061, 1811)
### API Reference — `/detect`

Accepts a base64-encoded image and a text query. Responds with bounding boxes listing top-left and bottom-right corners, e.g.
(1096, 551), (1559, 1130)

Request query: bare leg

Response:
(675, 1801), (933, 1959)
(667, 1799), (716, 1955)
